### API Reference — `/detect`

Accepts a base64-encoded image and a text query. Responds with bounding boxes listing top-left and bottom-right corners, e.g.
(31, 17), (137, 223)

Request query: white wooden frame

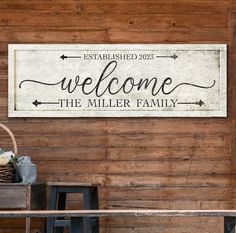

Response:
(8, 44), (227, 117)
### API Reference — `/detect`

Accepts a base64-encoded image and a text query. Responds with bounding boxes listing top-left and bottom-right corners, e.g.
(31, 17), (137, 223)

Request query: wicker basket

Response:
(0, 123), (18, 183)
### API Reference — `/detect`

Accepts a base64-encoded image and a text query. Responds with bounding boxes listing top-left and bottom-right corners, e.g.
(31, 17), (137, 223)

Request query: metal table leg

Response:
(55, 192), (67, 233)
(83, 188), (92, 233)
(91, 187), (99, 233)
(47, 187), (58, 233)
(224, 217), (235, 233)
(71, 217), (83, 233)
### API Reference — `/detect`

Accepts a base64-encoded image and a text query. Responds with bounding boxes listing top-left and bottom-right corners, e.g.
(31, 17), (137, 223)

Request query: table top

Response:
(47, 182), (100, 187)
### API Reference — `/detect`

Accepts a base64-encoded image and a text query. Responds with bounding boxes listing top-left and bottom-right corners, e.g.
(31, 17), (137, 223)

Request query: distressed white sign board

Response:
(8, 44), (227, 117)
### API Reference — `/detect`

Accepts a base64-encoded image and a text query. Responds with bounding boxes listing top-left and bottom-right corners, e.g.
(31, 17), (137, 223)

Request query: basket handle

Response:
(0, 123), (18, 155)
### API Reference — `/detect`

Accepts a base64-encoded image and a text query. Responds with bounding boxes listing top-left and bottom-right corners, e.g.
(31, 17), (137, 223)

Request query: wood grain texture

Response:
(0, 0), (234, 232)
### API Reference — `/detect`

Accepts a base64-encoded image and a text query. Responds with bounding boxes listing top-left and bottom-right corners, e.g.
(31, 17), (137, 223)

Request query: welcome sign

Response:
(8, 44), (227, 117)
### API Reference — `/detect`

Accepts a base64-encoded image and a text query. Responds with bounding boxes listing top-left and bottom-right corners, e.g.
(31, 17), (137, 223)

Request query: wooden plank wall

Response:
(0, 0), (235, 232)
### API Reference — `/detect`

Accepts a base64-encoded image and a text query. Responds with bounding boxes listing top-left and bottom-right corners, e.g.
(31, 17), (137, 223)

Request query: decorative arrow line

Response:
(156, 54), (178, 60)
(61, 54), (178, 60)
(60, 54), (82, 60)
(32, 100), (59, 107)
(177, 99), (204, 107)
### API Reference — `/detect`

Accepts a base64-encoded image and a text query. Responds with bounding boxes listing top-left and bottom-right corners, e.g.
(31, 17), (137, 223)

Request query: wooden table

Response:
(0, 183), (46, 233)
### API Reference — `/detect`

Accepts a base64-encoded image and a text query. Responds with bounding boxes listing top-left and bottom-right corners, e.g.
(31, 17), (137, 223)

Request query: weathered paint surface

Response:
(8, 44), (227, 117)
